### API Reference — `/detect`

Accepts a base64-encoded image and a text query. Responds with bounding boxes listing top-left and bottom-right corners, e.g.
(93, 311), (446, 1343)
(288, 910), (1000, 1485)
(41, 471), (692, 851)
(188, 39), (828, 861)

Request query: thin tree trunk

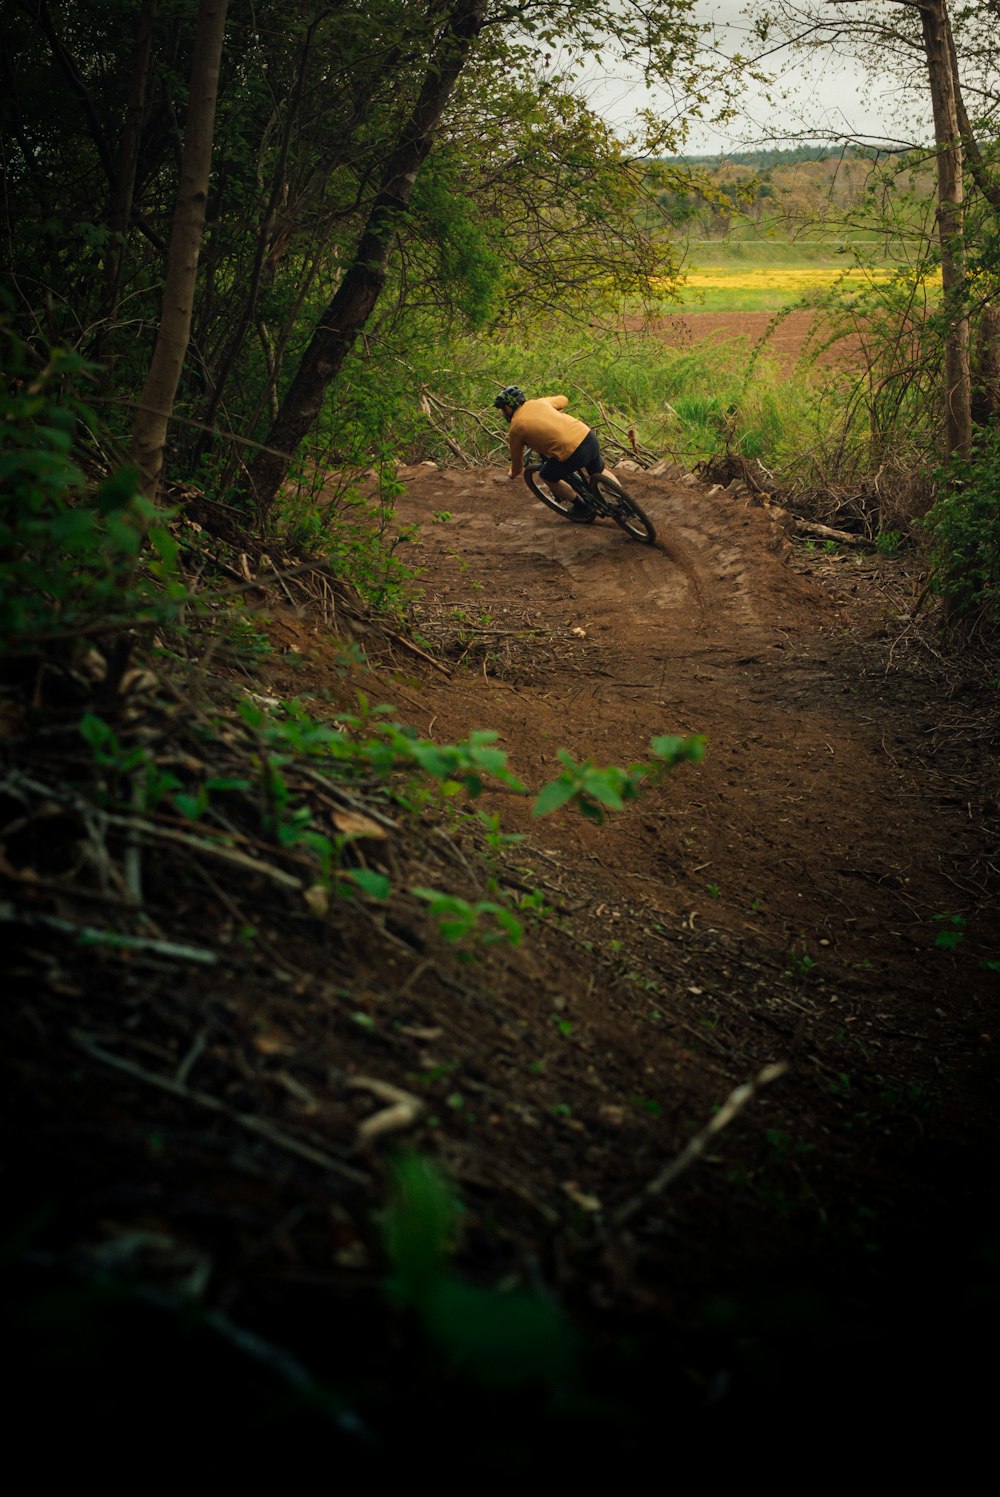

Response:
(100, 0), (158, 368)
(973, 303), (1000, 426)
(944, 7), (1000, 216)
(240, 0), (486, 522)
(194, 11), (323, 460)
(132, 0), (229, 501)
(920, 0), (972, 458)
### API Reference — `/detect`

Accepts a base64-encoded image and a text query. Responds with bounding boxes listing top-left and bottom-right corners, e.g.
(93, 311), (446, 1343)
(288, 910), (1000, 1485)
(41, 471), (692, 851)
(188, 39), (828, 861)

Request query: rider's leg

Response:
(545, 478), (578, 505)
(540, 446), (595, 517)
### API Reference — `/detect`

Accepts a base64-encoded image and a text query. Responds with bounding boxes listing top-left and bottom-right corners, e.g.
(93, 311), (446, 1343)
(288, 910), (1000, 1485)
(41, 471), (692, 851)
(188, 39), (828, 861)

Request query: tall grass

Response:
(399, 321), (863, 491)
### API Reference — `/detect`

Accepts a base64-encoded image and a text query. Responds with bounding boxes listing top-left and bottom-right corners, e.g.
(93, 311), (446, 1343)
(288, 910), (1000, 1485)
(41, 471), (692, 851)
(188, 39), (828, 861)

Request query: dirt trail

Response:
(8, 459), (998, 1466)
(387, 463), (996, 1001)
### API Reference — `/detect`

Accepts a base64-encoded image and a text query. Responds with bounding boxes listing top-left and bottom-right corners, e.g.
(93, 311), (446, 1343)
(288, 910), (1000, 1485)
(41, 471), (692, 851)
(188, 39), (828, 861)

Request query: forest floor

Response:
(5, 461), (999, 1472)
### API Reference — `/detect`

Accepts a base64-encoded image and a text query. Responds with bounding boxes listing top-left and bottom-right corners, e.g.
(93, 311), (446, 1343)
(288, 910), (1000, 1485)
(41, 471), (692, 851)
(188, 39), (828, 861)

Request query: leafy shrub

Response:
(924, 426), (1000, 630)
(0, 330), (182, 647)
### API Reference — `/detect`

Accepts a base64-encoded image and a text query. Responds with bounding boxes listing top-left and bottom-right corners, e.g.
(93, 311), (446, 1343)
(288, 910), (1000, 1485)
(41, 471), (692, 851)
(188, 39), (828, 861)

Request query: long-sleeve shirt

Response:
(508, 396), (591, 477)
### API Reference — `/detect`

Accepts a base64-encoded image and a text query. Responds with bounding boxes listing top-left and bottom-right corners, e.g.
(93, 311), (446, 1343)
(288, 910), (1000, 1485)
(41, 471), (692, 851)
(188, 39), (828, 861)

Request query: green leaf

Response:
(532, 778), (577, 816)
(581, 773), (625, 809)
(94, 466), (140, 513)
(650, 733), (707, 764)
(421, 1275), (576, 1389)
(79, 713), (115, 753)
(383, 1155), (456, 1304)
(172, 793), (204, 821)
(342, 867), (391, 899)
(148, 525), (179, 568)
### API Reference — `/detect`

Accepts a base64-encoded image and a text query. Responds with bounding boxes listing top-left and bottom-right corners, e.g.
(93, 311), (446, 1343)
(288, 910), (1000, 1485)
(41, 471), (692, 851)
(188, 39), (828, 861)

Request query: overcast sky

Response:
(586, 1), (931, 156)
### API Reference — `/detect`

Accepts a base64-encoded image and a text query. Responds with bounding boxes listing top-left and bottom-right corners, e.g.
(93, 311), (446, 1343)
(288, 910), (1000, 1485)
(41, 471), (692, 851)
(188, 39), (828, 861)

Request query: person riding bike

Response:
(494, 385), (604, 520)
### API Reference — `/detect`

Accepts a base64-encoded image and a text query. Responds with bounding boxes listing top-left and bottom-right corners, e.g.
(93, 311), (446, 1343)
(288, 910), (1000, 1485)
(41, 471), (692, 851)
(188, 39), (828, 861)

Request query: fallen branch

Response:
(791, 516), (870, 547)
(2, 904), (219, 965)
(70, 1029), (370, 1186)
(419, 393), (475, 467)
(296, 767), (400, 830)
(607, 1060), (789, 1235)
(567, 384), (659, 466)
(111, 815), (306, 890)
(4, 770), (310, 893)
(386, 629), (452, 676)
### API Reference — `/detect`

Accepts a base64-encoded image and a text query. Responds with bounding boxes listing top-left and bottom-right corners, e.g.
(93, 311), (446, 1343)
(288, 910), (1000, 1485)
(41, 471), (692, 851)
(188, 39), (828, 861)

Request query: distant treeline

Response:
(659, 145), (885, 169)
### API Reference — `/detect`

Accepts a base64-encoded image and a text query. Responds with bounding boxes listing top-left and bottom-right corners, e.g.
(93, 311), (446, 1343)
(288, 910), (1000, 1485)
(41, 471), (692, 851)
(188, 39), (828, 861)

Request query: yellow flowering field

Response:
(649, 263), (940, 311)
(680, 267), (899, 291)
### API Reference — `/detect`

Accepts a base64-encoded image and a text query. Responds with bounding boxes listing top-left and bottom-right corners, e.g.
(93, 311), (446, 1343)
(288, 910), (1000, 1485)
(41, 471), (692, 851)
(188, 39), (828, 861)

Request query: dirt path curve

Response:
(259, 458), (1000, 1444)
(390, 464), (997, 1011)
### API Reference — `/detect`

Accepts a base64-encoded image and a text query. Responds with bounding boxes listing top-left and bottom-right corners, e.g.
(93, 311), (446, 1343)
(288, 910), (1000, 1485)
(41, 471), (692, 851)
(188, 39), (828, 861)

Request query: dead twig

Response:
(349, 1075), (424, 1145)
(0, 766), (303, 894)
(606, 1060), (789, 1236)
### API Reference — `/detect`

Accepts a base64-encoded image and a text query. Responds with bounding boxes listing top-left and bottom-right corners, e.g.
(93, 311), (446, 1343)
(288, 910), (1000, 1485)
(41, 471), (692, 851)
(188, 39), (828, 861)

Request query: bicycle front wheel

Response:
(524, 465), (595, 523)
(592, 473), (657, 544)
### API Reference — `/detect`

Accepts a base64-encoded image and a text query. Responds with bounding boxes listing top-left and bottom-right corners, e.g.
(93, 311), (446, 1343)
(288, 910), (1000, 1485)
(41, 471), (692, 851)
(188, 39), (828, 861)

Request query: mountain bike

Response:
(523, 457), (656, 545)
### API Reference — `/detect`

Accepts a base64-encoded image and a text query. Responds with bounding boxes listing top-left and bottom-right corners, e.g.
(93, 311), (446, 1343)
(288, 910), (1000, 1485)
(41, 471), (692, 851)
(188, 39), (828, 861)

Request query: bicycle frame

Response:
(522, 449), (656, 544)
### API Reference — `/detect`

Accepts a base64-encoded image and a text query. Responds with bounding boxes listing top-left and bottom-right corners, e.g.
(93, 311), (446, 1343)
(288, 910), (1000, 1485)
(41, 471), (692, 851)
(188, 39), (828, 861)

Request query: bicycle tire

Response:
(523, 464), (595, 523)
(591, 472), (657, 544)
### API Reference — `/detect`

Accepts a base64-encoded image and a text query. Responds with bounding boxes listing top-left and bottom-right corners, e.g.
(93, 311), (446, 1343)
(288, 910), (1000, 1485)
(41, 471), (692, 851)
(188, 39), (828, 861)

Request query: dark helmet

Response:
(494, 384), (526, 411)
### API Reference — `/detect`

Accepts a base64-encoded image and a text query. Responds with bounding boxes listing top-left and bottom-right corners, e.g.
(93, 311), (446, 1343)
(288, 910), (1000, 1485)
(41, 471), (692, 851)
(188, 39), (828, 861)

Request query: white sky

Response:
(585, 1), (931, 156)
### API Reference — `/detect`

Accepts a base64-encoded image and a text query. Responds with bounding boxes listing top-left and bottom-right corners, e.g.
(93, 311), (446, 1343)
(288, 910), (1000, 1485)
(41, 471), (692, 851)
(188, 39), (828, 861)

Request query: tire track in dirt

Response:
(400, 464), (818, 644)
(389, 464), (996, 1010)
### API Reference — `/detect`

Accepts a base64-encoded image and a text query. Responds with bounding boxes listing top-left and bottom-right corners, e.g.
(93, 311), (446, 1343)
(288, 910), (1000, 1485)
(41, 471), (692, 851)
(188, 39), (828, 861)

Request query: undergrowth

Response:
(925, 424), (1000, 637)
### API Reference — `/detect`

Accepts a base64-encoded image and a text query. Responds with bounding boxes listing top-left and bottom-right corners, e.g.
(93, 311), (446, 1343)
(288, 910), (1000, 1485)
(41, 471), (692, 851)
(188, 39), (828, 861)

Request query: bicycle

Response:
(523, 455), (656, 545)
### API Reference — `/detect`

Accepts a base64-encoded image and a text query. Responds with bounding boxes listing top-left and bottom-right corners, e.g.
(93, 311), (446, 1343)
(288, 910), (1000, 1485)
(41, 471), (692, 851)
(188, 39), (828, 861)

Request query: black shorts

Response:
(539, 429), (603, 482)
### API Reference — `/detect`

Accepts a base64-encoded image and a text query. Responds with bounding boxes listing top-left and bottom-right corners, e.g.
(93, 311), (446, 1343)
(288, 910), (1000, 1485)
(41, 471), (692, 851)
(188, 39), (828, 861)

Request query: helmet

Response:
(494, 385), (526, 411)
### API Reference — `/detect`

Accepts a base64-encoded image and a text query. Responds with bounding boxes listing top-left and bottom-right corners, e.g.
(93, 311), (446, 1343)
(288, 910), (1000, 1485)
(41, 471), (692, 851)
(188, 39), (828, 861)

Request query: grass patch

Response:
(399, 320), (856, 484)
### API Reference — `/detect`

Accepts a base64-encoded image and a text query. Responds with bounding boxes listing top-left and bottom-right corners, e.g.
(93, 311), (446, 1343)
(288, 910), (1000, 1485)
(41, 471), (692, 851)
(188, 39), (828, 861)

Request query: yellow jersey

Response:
(508, 396), (591, 476)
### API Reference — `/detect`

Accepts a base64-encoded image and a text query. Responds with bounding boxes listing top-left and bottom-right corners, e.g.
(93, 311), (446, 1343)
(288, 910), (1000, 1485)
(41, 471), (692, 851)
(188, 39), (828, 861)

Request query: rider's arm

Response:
(541, 395), (569, 410)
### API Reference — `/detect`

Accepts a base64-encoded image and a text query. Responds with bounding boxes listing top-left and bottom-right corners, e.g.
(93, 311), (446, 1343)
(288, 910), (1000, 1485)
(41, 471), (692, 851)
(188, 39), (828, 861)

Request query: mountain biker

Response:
(493, 386), (604, 520)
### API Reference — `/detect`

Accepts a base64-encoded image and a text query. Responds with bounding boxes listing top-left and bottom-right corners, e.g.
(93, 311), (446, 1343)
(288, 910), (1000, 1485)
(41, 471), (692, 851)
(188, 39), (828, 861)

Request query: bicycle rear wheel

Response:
(524, 465), (595, 523)
(592, 473), (656, 544)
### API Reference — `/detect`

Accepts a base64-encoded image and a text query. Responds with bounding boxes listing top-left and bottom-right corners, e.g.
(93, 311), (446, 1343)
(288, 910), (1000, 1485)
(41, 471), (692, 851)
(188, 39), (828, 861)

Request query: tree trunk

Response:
(132, 0), (229, 501)
(919, 0), (972, 458)
(240, 0), (486, 523)
(973, 303), (1000, 426)
(193, 11), (324, 461)
(100, 0), (158, 368)
(944, 7), (1000, 216)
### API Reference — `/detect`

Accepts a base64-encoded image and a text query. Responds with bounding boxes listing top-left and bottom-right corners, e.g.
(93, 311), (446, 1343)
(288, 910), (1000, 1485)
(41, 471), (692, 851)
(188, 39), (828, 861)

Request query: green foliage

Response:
(79, 714), (252, 822)
(398, 315), (853, 487)
(411, 888), (523, 947)
(933, 913), (966, 952)
(0, 333), (183, 646)
(472, 809), (524, 850)
(924, 428), (1000, 630)
(382, 1155), (576, 1389)
(238, 697), (527, 800)
(875, 529), (904, 557)
(533, 734), (706, 825)
(787, 939), (817, 980)
(411, 153), (504, 328)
